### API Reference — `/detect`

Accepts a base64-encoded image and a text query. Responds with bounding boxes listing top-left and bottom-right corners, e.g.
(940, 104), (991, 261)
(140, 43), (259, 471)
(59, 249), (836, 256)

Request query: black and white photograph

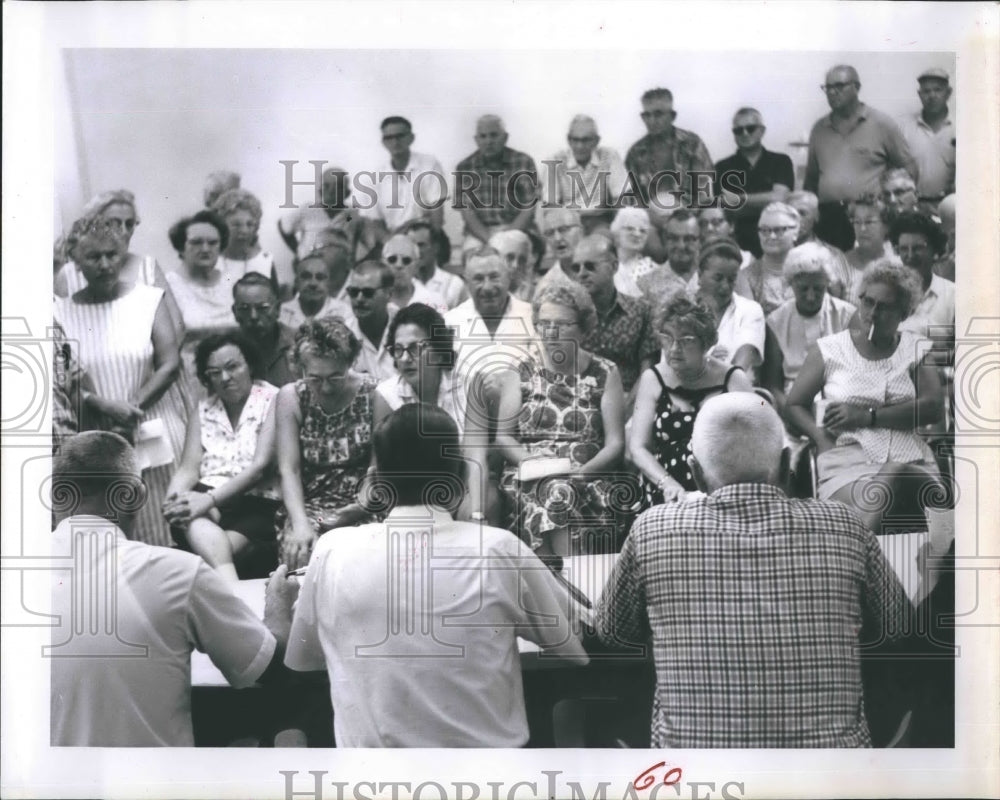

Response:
(2, 2), (997, 798)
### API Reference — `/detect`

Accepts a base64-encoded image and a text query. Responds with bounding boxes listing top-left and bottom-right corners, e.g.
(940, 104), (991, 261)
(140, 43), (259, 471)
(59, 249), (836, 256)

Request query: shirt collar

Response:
(385, 505), (455, 525)
(916, 112), (953, 131)
(707, 483), (788, 503)
(55, 515), (128, 540)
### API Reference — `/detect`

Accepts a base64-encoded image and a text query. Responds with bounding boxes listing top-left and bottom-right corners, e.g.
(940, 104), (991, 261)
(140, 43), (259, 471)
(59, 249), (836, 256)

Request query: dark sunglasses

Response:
(732, 125), (761, 135)
(385, 255), (413, 266)
(346, 286), (379, 299)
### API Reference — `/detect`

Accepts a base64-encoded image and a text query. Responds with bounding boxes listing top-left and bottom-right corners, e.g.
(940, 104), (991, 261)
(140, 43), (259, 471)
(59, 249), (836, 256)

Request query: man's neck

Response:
(390, 281), (414, 306)
(668, 261), (695, 281)
(921, 107), (949, 130)
(390, 150), (412, 172)
(298, 295), (325, 317)
(416, 263), (435, 283)
(738, 145), (764, 165)
(832, 99), (862, 121)
(359, 311), (388, 343)
(478, 296), (511, 335)
(592, 285), (617, 314)
(248, 325), (281, 353)
(651, 127), (676, 140)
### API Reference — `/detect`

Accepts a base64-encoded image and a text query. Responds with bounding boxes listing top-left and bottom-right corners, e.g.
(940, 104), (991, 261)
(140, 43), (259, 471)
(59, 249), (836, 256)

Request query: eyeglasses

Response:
(536, 320), (579, 336)
(346, 286), (380, 299)
(305, 372), (350, 387)
(731, 125), (761, 135)
(567, 260), (610, 274)
(204, 361), (248, 381)
(234, 303), (274, 314)
(821, 81), (857, 93)
(544, 225), (580, 237)
(385, 255), (413, 266)
(758, 225), (797, 237)
(658, 332), (701, 350)
(388, 341), (429, 361)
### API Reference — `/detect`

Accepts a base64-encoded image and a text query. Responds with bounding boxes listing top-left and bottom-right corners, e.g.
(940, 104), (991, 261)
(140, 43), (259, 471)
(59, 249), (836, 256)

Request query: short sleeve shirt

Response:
(453, 147), (538, 228)
(582, 293), (660, 392)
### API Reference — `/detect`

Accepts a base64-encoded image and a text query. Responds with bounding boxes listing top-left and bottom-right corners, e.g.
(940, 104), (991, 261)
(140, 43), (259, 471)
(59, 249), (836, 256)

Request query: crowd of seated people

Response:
(50, 62), (958, 749)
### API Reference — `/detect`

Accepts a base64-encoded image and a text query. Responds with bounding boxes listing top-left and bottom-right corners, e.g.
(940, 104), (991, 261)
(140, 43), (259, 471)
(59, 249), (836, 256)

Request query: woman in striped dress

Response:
(54, 216), (188, 547)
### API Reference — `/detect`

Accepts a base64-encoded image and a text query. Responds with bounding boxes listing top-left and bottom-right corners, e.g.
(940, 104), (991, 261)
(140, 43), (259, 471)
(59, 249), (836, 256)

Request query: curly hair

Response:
(653, 292), (719, 350)
(859, 256), (923, 316)
(292, 316), (360, 368)
(81, 189), (139, 221)
(783, 241), (836, 284)
(531, 281), (598, 335)
(210, 188), (263, 227)
(168, 210), (230, 255)
(888, 212), (947, 256)
(63, 215), (126, 261)
(847, 193), (892, 226)
(387, 303), (456, 370)
(194, 331), (264, 389)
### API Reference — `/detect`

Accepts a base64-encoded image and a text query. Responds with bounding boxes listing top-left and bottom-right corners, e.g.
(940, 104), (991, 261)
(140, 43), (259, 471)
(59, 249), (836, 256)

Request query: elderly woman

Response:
(53, 216), (187, 547)
(494, 282), (626, 556)
(210, 187), (282, 288)
(163, 333), (280, 582)
(785, 258), (945, 533)
(694, 237), (765, 380)
(610, 207), (659, 297)
(629, 293), (754, 507)
(843, 195), (892, 305)
(762, 242), (857, 411)
(275, 317), (379, 569)
(735, 201), (801, 315)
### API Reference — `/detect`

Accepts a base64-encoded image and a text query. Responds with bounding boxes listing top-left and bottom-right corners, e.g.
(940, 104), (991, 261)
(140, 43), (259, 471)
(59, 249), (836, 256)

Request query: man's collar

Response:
(917, 111), (952, 130)
(55, 514), (128, 540)
(385, 505), (455, 525)
(708, 482), (788, 501)
(827, 102), (868, 125)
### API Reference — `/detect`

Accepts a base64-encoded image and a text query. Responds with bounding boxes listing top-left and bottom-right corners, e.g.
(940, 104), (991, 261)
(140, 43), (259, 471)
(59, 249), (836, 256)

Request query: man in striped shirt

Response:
(595, 392), (912, 747)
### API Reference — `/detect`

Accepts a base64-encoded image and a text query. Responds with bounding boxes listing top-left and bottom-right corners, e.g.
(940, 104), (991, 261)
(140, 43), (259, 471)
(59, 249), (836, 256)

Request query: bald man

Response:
(540, 114), (628, 233)
(595, 393), (911, 748)
(454, 115), (538, 251)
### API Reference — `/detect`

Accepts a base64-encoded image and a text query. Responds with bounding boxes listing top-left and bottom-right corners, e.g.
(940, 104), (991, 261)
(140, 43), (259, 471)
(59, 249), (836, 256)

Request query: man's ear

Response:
(688, 455), (709, 493)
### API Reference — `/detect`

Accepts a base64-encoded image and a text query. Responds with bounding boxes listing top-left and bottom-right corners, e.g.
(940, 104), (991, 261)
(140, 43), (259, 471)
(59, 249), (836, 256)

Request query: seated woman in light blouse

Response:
(785, 258), (946, 533)
(163, 332), (280, 582)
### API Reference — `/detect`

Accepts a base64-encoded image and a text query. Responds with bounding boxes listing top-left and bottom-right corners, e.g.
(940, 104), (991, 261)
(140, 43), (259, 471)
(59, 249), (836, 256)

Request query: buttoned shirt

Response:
(624, 127), (714, 206)
(712, 293), (766, 376)
(49, 516), (276, 746)
(897, 273), (955, 340)
(418, 266), (467, 310)
(346, 312), (398, 382)
(454, 147), (538, 229)
(376, 370), (468, 440)
(594, 484), (910, 748)
(714, 148), (795, 251)
(897, 112), (956, 198)
(387, 279), (449, 317)
(805, 103), (918, 202)
(285, 505), (587, 747)
(582, 292), (659, 392)
(444, 295), (541, 385)
(358, 151), (448, 232)
(540, 146), (629, 213)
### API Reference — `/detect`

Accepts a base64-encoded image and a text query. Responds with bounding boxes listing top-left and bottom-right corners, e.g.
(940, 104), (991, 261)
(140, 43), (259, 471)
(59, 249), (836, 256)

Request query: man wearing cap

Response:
(541, 115), (629, 234)
(897, 68), (956, 204)
(805, 65), (918, 252)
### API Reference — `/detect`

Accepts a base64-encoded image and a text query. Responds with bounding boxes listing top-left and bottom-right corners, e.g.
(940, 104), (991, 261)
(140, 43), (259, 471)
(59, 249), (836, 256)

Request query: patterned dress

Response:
(499, 355), (619, 552)
(641, 364), (742, 507)
(276, 377), (377, 554)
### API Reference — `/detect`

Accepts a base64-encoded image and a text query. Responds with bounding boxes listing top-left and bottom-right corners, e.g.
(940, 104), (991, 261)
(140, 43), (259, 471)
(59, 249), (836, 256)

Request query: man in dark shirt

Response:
(625, 88), (713, 208)
(232, 273), (297, 387)
(714, 107), (795, 257)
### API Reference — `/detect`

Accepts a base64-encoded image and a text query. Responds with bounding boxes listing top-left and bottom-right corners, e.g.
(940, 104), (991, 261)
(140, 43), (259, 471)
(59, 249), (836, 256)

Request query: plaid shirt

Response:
(625, 127), (714, 206)
(582, 292), (659, 393)
(454, 147), (538, 228)
(594, 483), (911, 748)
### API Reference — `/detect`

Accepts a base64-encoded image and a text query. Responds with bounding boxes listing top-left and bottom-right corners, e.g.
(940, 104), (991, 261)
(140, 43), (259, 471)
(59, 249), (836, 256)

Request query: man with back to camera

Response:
(48, 431), (297, 746)
(360, 116), (447, 236)
(231, 272), (297, 387)
(897, 67), (956, 205)
(804, 64), (918, 252)
(594, 392), (912, 748)
(714, 107), (795, 257)
(624, 87), (714, 209)
(284, 403), (588, 746)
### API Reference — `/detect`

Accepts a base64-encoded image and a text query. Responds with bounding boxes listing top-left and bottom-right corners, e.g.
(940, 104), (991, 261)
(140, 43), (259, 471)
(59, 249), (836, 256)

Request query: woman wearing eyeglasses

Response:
(494, 282), (626, 556)
(609, 207), (660, 296)
(785, 258), (945, 533)
(843, 195), (893, 306)
(734, 201), (802, 316)
(382, 233), (447, 314)
(210, 188), (282, 294)
(628, 293), (754, 507)
(163, 333), (280, 582)
(274, 317), (378, 570)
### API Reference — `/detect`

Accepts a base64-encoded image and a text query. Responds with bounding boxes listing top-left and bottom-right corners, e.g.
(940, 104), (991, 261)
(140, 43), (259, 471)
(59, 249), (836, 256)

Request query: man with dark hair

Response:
(232, 272), (297, 387)
(344, 260), (397, 380)
(360, 116), (447, 235)
(404, 219), (466, 309)
(285, 404), (587, 747)
(49, 431), (297, 746)
(714, 107), (795, 257)
(625, 87), (714, 208)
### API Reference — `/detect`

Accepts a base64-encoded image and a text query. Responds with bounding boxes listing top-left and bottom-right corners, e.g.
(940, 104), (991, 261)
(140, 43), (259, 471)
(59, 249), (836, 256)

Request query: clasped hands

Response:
(161, 490), (219, 529)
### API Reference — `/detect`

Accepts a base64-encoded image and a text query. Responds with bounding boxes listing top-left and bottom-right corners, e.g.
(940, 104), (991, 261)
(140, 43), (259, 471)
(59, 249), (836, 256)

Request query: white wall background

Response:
(57, 48), (954, 280)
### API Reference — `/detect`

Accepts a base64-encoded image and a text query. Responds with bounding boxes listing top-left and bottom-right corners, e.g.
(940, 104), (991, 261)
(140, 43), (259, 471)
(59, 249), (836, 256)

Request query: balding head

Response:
(690, 393), (785, 492)
(475, 115), (508, 158)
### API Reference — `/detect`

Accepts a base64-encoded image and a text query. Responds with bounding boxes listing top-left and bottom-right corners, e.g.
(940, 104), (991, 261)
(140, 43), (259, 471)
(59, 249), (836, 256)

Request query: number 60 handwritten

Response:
(633, 762), (683, 791)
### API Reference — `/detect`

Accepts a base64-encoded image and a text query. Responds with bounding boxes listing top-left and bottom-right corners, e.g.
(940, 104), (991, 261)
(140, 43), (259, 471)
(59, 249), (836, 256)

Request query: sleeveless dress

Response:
(498, 355), (619, 552)
(275, 377), (377, 561)
(54, 284), (189, 547)
(641, 364), (742, 507)
(59, 253), (160, 295)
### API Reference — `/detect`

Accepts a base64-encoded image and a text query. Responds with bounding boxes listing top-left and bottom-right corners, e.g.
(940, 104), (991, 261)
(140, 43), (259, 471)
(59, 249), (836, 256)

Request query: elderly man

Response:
(534, 206), (584, 294)
(594, 393), (912, 748)
(49, 431), (297, 746)
(404, 219), (467, 309)
(880, 167), (931, 220)
(787, 190), (852, 299)
(488, 228), (534, 301)
(344, 260), (398, 381)
(898, 68), (956, 203)
(381, 232), (447, 314)
(360, 116), (447, 235)
(805, 65), (918, 252)
(714, 107), (795, 257)
(637, 208), (701, 307)
(625, 87), (714, 208)
(567, 235), (659, 404)
(541, 115), (628, 233)
(454, 115), (538, 251)
(232, 273), (297, 387)
(285, 404), (587, 746)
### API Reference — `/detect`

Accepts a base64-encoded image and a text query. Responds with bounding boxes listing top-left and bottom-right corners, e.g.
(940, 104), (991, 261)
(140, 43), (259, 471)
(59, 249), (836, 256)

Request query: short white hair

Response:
(567, 114), (599, 136)
(488, 229), (531, 253)
(691, 393), (784, 489)
(610, 206), (651, 233)
(783, 242), (835, 284)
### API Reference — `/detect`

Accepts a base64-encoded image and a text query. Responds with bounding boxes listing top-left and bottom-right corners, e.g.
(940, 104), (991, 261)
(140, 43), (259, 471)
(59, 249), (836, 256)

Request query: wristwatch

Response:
(868, 407), (877, 427)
